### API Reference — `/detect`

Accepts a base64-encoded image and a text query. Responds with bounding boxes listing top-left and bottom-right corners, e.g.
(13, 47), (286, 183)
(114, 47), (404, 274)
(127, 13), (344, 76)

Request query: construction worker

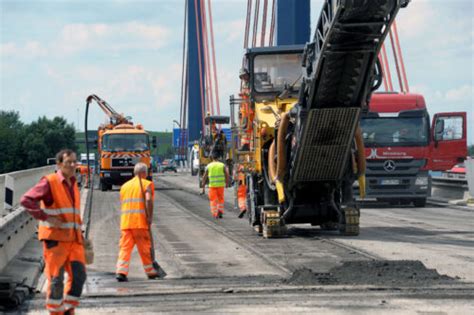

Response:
(21, 149), (86, 315)
(211, 129), (227, 160)
(236, 165), (247, 218)
(201, 152), (230, 219)
(239, 69), (252, 151)
(116, 162), (164, 282)
(77, 164), (89, 188)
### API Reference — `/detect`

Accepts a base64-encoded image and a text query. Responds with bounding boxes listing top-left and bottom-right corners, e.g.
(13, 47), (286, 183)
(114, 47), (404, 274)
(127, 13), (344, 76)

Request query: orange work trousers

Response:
(116, 229), (159, 277)
(237, 185), (247, 211)
(208, 187), (225, 218)
(43, 240), (86, 314)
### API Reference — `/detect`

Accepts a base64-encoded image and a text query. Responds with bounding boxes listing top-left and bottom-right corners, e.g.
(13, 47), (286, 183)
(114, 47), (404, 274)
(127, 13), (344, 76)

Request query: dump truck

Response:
(231, 0), (410, 237)
(86, 95), (156, 191)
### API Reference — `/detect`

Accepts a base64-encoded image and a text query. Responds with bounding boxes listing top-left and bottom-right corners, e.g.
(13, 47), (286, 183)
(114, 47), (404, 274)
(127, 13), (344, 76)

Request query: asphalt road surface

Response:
(21, 173), (474, 314)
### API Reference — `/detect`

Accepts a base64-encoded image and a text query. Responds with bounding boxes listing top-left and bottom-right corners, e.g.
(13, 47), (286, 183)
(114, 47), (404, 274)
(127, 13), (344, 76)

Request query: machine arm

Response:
(86, 94), (131, 126)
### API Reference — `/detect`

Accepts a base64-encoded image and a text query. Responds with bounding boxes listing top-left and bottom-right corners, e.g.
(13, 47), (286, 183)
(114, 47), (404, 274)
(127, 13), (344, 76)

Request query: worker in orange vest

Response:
(201, 152), (230, 219)
(239, 89), (251, 151)
(77, 164), (90, 188)
(21, 149), (86, 315)
(236, 165), (247, 218)
(115, 162), (164, 282)
(239, 69), (252, 151)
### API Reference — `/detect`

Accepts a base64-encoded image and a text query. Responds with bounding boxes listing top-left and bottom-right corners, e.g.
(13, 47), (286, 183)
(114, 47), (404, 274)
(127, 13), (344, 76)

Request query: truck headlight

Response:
(415, 177), (428, 185)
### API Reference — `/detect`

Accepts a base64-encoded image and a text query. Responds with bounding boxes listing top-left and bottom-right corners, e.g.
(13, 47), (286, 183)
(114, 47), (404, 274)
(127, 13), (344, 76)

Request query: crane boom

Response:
(86, 94), (131, 126)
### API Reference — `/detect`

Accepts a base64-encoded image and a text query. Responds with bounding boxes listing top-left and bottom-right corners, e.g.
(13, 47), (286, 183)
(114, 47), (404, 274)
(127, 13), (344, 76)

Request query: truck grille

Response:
(292, 107), (359, 182)
(366, 159), (425, 176)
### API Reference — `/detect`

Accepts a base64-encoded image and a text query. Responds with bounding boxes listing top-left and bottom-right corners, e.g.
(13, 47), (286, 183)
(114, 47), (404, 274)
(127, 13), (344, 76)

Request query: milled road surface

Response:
(21, 173), (474, 314)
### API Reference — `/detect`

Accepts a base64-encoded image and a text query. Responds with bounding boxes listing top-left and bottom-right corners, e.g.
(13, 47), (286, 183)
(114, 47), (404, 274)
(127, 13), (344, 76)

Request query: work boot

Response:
(116, 273), (128, 282)
(218, 212), (223, 219)
(238, 209), (247, 218)
(64, 309), (75, 315)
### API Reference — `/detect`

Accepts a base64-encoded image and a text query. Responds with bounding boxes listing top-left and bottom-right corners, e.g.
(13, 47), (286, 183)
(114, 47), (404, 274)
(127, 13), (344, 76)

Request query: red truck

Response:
(358, 92), (467, 207)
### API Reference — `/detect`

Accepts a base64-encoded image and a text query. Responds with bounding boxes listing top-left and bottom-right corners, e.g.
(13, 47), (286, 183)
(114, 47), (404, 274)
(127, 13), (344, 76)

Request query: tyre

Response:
(100, 180), (107, 192)
(247, 175), (261, 227)
(191, 166), (198, 176)
(413, 198), (426, 208)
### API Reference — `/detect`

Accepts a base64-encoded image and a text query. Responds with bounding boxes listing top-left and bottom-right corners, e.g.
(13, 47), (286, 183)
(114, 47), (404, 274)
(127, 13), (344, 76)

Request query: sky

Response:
(1, 0), (473, 143)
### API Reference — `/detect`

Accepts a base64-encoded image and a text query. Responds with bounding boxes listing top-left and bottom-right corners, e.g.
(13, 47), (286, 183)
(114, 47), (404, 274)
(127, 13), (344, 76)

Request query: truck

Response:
(231, 0), (409, 238)
(358, 92), (467, 206)
(86, 95), (156, 191)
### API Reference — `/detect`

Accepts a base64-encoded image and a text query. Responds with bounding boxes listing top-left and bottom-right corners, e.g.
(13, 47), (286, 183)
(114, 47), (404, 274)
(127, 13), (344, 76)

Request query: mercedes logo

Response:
(383, 160), (396, 172)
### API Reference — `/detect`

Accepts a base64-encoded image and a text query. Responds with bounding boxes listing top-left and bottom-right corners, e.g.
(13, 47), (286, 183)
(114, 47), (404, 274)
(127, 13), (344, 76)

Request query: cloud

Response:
(397, 0), (436, 39)
(215, 19), (245, 44)
(445, 84), (473, 102)
(0, 42), (17, 57)
(55, 22), (170, 54)
(1, 22), (171, 58)
(0, 41), (46, 58)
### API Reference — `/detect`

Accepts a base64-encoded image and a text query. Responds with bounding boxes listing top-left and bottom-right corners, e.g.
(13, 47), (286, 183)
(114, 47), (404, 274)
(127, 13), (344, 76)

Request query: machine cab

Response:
(243, 45), (304, 101)
(429, 112), (467, 170)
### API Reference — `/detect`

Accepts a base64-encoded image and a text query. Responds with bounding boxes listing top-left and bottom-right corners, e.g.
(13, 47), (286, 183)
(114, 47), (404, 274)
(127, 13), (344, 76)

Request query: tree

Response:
(0, 111), (25, 173)
(21, 116), (77, 168)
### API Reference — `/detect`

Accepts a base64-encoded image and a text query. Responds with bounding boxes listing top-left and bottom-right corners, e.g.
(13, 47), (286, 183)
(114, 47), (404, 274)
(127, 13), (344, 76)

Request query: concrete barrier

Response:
(0, 176), (5, 215)
(0, 207), (36, 272)
(0, 166), (55, 216)
(465, 159), (474, 201)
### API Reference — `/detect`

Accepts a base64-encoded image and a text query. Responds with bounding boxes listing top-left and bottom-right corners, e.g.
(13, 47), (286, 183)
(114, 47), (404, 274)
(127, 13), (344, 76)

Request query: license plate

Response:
(381, 179), (400, 185)
(120, 172), (132, 176)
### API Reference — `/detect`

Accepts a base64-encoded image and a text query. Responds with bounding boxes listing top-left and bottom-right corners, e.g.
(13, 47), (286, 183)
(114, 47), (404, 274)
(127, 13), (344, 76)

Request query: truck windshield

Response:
(360, 117), (429, 147)
(102, 134), (149, 152)
(253, 53), (303, 93)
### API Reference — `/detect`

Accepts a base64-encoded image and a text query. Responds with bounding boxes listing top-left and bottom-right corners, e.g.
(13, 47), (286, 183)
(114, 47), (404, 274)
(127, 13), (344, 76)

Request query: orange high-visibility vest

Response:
(120, 176), (155, 230)
(38, 173), (83, 243)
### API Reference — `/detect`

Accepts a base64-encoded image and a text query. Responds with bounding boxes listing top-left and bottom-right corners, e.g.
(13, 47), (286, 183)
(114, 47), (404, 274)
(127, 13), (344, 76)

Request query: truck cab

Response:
(358, 92), (467, 206)
(99, 125), (153, 191)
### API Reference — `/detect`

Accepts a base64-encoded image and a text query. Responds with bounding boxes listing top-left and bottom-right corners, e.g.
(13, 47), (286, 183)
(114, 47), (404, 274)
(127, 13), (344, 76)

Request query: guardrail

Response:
(466, 159), (474, 199)
(0, 166), (55, 309)
(0, 208), (36, 271)
(0, 166), (55, 269)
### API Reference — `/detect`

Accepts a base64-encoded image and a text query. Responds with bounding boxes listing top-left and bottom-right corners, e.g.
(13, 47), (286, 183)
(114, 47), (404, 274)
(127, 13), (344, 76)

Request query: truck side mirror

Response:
(152, 136), (157, 148)
(434, 119), (444, 141)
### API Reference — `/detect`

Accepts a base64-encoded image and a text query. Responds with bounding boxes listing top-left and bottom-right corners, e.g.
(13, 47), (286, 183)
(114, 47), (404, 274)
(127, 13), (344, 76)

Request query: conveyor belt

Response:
(292, 0), (408, 183)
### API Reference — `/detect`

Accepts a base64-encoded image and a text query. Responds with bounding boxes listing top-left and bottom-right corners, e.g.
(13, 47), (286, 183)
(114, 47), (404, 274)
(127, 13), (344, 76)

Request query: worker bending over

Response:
(21, 149), (86, 315)
(201, 153), (230, 219)
(116, 163), (164, 282)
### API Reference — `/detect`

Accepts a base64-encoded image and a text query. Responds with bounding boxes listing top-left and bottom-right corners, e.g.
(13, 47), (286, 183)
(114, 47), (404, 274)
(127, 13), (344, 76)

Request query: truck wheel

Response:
(100, 180), (107, 192)
(191, 166), (198, 176)
(247, 175), (261, 229)
(413, 198), (426, 208)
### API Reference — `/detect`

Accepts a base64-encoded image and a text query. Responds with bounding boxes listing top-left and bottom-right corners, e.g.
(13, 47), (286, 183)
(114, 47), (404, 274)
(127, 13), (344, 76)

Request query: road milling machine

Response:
(231, 0), (410, 238)
(85, 95), (156, 191)
(198, 115), (233, 187)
